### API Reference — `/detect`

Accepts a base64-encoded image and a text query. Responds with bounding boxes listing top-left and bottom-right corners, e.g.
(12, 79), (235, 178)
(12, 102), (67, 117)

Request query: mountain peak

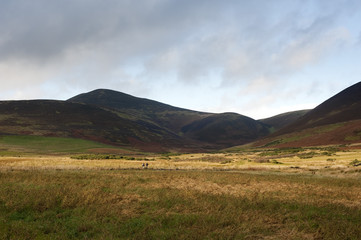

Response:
(68, 88), (179, 112)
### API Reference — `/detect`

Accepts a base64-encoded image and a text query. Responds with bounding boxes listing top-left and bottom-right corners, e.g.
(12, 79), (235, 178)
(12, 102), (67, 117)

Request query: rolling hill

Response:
(67, 89), (272, 149)
(182, 112), (270, 146)
(0, 90), (272, 151)
(1, 81), (360, 152)
(68, 89), (211, 134)
(0, 100), (182, 149)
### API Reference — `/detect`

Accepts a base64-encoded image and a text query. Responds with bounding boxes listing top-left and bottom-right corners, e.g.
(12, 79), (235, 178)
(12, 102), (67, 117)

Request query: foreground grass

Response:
(0, 169), (360, 239)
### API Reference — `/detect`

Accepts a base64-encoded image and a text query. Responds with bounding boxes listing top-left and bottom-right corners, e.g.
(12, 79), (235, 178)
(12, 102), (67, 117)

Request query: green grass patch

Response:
(70, 154), (153, 161)
(0, 135), (116, 154)
(350, 159), (361, 167)
(298, 152), (317, 159)
(71, 154), (126, 160)
(345, 135), (361, 141)
(259, 147), (303, 157)
(262, 139), (283, 147)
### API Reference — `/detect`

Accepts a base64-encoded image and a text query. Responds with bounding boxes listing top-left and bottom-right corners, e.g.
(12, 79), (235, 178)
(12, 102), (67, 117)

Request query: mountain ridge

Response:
(67, 88), (274, 148)
(0, 89), (274, 151)
(68, 89), (213, 134)
(1, 81), (360, 151)
(275, 81), (361, 136)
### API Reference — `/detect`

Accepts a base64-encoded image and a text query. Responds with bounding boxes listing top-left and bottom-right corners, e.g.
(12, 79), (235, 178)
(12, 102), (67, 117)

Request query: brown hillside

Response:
(255, 120), (361, 148)
(276, 81), (361, 136)
(253, 81), (361, 148)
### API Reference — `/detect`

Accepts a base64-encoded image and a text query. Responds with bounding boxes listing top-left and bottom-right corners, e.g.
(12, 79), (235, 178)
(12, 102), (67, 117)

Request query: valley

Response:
(1, 142), (361, 176)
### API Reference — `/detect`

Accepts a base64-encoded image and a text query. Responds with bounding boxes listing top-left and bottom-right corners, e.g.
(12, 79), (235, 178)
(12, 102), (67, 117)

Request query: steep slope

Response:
(259, 110), (310, 131)
(277, 81), (361, 135)
(254, 81), (361, 147)
(182, 113), (270, 146)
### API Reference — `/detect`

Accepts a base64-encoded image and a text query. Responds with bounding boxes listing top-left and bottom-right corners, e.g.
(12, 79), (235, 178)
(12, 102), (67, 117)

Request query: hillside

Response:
(68, 89), (271, 148)
(68, 89), (211, 134)
(182, 113), (270, 146)
(0, 90), (272, 151)
(259, 110), (310, 131)
(276, 81), (361, 135)
(254, 81), (361, 147)
(4, 80), (360, 152)
(0, 100), (184, 151)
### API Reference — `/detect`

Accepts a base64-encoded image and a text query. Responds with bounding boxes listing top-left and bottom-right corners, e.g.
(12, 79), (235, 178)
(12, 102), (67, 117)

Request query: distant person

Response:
(142, 163), (145, 169)
(146, 163), (149, 169)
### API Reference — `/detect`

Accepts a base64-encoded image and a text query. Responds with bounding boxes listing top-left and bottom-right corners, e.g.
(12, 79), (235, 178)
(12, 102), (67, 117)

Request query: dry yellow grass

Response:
(1, 167), (360, 239)
(1, 148), (360, 177)
(1, 137), (360, 239)
(147, 172), (361, 209)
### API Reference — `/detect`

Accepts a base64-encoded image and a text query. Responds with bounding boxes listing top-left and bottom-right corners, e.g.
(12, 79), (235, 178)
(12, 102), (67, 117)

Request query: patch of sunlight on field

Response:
(1, 147), (360, 177)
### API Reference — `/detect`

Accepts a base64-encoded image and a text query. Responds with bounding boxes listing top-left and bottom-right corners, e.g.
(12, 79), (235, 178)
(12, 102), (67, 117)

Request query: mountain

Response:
(5, 81), (359, 152)
(68, 89), (271, 148)
(259, 110), (310, 132)
(255, 81), (361, 147)
(0, 100), (183, 151)
(68, 89), (211, 134)
(0, 89), (272, 152)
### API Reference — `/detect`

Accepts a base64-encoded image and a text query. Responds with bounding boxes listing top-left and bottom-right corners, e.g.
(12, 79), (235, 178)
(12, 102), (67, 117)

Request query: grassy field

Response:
(0, 135), (134, 156)
(0, 139), (360, 239)
(0, 169), (360, 239)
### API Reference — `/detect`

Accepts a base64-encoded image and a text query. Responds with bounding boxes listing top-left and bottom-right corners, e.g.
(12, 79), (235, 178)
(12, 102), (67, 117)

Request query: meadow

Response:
(0, 136), (360, 239)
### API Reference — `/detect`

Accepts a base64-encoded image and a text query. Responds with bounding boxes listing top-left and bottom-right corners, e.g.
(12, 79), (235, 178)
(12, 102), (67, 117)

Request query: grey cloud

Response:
(0, 0), (359, 104)
(143, 0), (353, 87)
(0, 0), (222, 63)
(0, 0), (236, 96)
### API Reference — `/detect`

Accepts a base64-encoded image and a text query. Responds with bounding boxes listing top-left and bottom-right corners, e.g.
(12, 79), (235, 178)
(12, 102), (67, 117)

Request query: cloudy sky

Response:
(0, 0), (360, 119)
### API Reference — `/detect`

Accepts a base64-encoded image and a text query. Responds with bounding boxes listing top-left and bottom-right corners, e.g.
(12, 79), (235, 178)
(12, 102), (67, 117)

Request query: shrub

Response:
(349, 159), (361, 167)
(71, 154), (124, 160)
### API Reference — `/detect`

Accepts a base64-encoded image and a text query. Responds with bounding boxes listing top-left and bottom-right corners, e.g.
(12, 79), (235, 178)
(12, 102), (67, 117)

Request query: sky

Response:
(0, 0), (360, 119)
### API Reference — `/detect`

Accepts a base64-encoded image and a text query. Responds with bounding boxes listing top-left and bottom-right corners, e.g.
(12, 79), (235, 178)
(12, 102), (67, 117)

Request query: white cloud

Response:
(277, 26), (350, 70)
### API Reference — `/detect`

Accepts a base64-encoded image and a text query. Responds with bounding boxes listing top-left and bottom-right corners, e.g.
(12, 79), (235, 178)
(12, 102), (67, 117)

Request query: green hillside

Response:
(0, 135), (117, 155)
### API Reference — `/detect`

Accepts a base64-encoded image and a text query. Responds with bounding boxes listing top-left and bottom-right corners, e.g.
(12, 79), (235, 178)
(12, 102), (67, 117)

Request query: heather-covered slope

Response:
(0, 90), (272, 151)
(0, 100), (183, 151)
(182, 113), (270, 146)
(68, 89), (211, 134)
(68, 89), (272, 148)
(3, 81), (361, 151)
(254, 81), (361, 147)
(277, 82), (361, 135)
